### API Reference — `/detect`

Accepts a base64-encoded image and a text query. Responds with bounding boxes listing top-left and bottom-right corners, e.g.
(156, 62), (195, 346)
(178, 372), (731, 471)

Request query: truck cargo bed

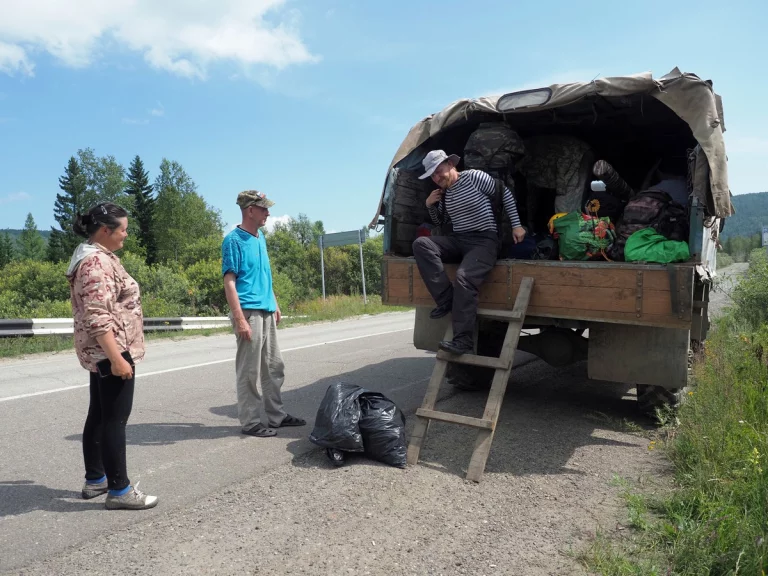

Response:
(382, 256), (696, 329)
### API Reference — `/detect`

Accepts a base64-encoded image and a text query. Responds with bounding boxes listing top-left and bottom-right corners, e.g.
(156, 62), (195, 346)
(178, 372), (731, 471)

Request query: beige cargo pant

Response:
(231, 309), (286, 430)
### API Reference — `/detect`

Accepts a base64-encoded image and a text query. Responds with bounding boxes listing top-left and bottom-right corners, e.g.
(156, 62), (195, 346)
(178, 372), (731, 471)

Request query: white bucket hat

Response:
(418, 149), (460, 180)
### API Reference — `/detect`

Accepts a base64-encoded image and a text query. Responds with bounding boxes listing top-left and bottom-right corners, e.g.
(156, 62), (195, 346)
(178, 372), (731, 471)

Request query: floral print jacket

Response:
(68, 243), (145, 372)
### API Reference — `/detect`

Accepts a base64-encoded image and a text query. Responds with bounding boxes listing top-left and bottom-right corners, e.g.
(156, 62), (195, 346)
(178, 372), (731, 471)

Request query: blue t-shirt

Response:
(221, 227), (277, 312)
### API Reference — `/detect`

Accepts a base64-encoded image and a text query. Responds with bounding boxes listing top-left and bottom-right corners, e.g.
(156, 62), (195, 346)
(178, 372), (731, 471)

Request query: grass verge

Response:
(581, 255), (768, 575)
(0, 295), (412, 360)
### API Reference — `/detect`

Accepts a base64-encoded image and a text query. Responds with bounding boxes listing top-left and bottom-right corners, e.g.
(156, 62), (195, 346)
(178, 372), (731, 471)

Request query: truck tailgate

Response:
(382, 256), (695, 329)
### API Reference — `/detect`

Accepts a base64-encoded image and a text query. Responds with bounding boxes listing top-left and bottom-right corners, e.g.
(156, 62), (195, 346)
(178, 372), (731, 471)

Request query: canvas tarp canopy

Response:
(369, 68), (733, 228)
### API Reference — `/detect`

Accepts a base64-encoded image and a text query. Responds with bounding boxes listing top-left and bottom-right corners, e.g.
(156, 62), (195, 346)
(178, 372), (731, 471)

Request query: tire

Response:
(636, 384), (685, 416)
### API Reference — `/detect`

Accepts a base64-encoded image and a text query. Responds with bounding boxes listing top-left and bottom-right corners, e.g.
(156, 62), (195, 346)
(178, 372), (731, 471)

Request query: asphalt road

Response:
(0, 312), (416, 568)
(0, 311), (540, 572)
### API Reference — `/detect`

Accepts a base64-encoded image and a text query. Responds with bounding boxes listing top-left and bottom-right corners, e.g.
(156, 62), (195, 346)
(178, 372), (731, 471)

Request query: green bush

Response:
(0, 260), (70, 306)
(179, 236), (223, 268)
(140, 295), (190, 318)
(185, 259), (227, 314)
(272, 271), (297, 311)
(716, 250), (734, 269)
(657, 317), (768, 574)
(584, 249), (768, 575)
(121, 251), (194, 313)
(732, 249), (768, 330)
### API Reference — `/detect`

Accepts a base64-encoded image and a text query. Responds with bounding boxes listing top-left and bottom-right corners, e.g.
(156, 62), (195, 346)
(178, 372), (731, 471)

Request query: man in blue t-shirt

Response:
(222, 190), (306, 437)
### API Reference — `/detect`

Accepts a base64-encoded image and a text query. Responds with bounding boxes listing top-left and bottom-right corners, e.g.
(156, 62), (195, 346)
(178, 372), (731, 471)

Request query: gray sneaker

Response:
(105, 484), (158, 510)
(81, 479), (109, 500)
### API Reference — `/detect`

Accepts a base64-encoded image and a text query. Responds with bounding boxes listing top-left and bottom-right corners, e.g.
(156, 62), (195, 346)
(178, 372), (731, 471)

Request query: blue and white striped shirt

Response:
(427, 169), (522, 233)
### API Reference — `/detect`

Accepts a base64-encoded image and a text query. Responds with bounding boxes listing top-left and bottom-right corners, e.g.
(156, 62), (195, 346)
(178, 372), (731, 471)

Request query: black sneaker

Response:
(429, 303), (452, 319)
(439, 338), (474, 355)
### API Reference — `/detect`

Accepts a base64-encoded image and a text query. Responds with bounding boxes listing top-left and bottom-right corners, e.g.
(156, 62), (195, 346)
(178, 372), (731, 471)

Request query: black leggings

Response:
(82, 371), (135, 491)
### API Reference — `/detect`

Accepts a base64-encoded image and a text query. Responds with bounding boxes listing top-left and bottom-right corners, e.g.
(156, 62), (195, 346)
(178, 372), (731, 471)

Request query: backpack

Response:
(463, 123), (526, 255)
(463, 123), (525, 178)
(610, 190), (689, 261)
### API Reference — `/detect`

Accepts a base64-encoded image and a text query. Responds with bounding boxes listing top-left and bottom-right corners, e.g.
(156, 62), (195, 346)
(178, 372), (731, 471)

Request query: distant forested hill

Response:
(722, 192), (768, 239)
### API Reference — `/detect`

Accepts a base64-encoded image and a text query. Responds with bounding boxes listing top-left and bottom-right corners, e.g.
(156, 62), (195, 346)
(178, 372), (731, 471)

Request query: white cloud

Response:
(0, 192), (32, 205)
(0, 0), (318, 79)
(122, 117), (149, 125)
(0, 40), (34, 76)
(149, 102), (165, 117)
(264, 214), (292, 232)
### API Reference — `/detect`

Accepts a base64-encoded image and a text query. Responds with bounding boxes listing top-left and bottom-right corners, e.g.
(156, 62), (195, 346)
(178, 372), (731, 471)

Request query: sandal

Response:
(277, 414), (306, 427)
(242, 424), (277, 437)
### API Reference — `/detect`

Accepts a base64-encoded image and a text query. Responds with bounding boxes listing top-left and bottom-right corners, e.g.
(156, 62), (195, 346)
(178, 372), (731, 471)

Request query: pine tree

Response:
(49, 156), (87, 262)
(0, 232), (15, 267)
(124, 155), (157, 264)
(17, 213), (46, 261)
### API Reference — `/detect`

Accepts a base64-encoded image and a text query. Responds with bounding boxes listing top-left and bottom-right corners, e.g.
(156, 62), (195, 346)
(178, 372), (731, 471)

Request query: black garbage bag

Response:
(309, 382), (366, 453)
(326, 448), (346, 467)
(358, 393), (407, 469)
(309, 383), (407, 469)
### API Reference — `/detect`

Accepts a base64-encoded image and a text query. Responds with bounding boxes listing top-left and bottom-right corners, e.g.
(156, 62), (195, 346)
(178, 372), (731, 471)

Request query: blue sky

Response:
(0, 0), (766, 233)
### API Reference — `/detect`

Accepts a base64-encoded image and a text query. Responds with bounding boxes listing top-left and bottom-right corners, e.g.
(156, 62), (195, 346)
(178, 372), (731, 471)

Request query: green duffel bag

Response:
(624, 228), (690, 263)
(551, 211), (616, 261)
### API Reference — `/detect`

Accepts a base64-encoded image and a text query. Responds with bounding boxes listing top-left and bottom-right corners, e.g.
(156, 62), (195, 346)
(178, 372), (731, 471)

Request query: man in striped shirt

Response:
(412, 149), (525, 355)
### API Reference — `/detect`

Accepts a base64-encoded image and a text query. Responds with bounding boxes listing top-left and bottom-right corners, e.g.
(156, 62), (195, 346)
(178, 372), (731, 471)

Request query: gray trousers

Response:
(231, 309), (286, 430)
(412, 231), (498, 342)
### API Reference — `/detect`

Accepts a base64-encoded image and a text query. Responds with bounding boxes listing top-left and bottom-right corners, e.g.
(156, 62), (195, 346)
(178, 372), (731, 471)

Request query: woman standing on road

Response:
(66, 202), (158, 510)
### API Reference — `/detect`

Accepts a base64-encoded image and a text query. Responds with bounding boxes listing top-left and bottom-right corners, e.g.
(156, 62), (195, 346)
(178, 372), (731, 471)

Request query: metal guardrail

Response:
(0, 317), (232, 337)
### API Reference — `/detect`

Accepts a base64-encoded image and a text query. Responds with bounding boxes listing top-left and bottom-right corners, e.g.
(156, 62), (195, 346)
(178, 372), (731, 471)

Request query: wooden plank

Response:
(477, 308), (523, 322)
(524, 307), (690, 328)
(383, 256), (690, 327)
(503, 283), (684, 317)
(510, 264), (673, 291)
(509, 277), (535, 325)
(478, 283), (509, 304)
(435, 351), (510, 370)
(416, 409), (494, 430)
(406, 324), (452, 467)
(387, 279), (412, 300)
(406, 417), (430, 466)
(466, 278), (533, 482)
(387, 262), (412, 280)
(388, 294), (689, 328)
(408, 263), (680, 293)
(386, 256), (689, 291)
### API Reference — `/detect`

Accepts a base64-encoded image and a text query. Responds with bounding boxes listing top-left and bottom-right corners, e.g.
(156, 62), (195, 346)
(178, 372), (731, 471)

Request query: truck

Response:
(369, 68), (733, 414)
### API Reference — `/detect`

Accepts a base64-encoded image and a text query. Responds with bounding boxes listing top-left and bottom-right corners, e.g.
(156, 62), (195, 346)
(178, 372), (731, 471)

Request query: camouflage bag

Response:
(463, 123), (525, 254)
(463, 122), (525, 178)
(519, 135), (595, 214)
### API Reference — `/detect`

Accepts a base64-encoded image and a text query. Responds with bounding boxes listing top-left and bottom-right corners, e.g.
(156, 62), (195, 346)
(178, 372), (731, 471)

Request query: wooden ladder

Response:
(406, 277), (534, 482)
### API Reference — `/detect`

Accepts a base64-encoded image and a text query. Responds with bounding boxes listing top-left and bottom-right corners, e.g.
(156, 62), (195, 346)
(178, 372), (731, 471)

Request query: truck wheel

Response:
(636, 384), (684, 416)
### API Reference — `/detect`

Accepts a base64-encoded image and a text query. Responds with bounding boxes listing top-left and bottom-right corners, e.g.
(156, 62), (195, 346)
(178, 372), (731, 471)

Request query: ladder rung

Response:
(477, 308), (524, 322)
(436, 351), (510, 370)
(416, 408), (494, 430)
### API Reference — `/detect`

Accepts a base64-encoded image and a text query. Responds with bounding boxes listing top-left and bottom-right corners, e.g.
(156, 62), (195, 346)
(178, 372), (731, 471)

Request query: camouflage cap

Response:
(236, 190), (275, 209)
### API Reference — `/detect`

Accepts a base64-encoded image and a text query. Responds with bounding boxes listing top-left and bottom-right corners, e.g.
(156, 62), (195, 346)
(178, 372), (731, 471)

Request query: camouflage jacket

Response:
(68, 243), (145, 372)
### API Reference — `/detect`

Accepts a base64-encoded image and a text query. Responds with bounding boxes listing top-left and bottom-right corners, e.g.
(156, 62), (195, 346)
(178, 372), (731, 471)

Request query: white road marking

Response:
(0, 328), (412, 403)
